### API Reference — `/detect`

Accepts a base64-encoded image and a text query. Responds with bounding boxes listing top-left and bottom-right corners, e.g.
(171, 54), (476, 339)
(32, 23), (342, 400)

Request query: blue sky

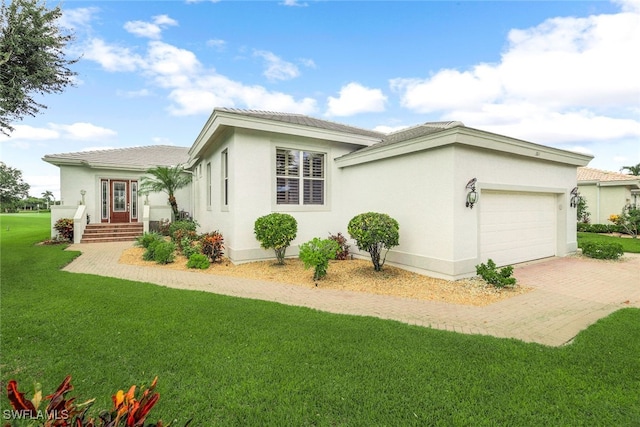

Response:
(2, 0), (639, 199)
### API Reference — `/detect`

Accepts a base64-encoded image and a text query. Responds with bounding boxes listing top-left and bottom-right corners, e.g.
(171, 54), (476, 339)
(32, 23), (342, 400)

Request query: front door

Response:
(110, 180), (130, 223)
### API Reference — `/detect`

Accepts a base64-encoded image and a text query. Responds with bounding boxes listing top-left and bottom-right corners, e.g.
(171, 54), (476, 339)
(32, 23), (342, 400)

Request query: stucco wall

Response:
(337, 145), (579, 279)
(57, 165), (191, 227)
(578, 184), (632, 224)
(192, 128), (360, 261)
(190, 127), (584, 279)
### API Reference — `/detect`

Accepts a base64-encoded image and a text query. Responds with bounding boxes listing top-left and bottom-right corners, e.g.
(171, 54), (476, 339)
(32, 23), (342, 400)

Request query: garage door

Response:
(479, 191), (556, 266)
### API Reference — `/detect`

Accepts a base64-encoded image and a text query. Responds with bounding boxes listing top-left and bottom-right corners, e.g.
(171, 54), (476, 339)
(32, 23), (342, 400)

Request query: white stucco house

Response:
(577, 167), (640, 224)
(44, 108), (593, 280)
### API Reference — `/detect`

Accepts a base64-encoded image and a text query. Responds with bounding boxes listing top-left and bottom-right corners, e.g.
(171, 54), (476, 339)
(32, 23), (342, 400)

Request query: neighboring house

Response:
(44, 108), (593, 280)
(577, 167), (640, 224)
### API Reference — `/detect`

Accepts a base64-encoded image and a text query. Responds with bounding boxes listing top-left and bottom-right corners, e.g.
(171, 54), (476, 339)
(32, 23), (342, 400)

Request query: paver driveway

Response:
(63, 242), (639, 346)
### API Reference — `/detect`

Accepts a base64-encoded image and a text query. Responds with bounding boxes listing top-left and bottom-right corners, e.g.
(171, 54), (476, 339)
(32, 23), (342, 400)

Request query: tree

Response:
(0, 0), (78, 135)
(41, 189), (54, 208)
(139, 165), (192, 221)
(347, 212), (399, 272)
(0, 162), (30, 211)
(621, 163), (640, 176)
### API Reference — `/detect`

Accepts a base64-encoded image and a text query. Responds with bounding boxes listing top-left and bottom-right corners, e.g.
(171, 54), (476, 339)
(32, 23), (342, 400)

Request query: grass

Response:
(1, 213), (640, 425)
(577, 231), (640, 253)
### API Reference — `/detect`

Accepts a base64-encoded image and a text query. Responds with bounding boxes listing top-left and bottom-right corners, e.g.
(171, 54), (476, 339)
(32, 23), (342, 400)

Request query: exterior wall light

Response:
(80, 189), (86, 205)
(569, 187), (579, 208)
(465, 178), (478, 209)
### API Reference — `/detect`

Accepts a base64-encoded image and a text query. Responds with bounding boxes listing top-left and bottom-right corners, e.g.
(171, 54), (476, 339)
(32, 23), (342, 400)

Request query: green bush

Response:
(612, 207), (640, 239)
(153, 241), (176, 264)
(329, 232), (350, 260)
(53, 218), (74, 241)
(187, 253), (210, 269)
(347, 212), (399, 271)
(135, 231), (165, 248)
(475, 259), (516, 288)
(254, 213), (297, 265)
(169, 220), (198, 242)
(180, 236), (202, 259)
(142, 239), (160, 261)
(299, 237), (340, 281)
(577, 223), (622, 234)
(581, 241), (624, 260)
(200, 231), (225, 262)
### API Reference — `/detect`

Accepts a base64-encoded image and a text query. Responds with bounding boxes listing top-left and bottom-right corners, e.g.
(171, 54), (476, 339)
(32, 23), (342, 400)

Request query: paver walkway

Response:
(63, 242), (639, 346)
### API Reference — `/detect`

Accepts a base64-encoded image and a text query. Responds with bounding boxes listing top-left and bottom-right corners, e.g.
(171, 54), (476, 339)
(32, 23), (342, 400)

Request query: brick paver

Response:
(63, 242), (640, 346)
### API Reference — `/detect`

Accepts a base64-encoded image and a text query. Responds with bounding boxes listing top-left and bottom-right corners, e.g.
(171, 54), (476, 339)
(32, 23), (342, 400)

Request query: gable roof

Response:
(43, 145), (190, 171)
(578, 167), (640, 187)
(214, 107), (385, 139)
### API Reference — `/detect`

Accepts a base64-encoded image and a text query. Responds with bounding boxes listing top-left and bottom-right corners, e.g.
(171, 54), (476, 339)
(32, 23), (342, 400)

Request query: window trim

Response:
(206, 161), (212, 210)
(271, 144), (331, 212)
(221, 148), (229, 211)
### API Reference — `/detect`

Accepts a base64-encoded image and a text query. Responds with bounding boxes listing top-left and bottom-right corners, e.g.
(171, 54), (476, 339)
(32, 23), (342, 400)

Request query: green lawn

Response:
(2, 213), (640, 426)
(578, 231), (640, 253)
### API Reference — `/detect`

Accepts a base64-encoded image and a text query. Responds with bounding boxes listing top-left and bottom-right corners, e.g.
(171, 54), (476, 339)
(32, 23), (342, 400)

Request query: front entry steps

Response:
(80, 223), (143, 243)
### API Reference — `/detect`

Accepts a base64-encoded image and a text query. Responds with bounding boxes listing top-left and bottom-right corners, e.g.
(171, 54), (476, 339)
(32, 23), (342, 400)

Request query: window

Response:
(222, 149), (228, 207)
(131, 181), (138, 219)
(101, 180), (108, 220)
(276, 148), (325, 205)
(206, 162), (212, 208)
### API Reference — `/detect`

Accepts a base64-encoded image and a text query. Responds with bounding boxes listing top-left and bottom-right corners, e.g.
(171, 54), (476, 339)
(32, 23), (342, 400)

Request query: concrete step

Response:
(81, 223), (143, 243)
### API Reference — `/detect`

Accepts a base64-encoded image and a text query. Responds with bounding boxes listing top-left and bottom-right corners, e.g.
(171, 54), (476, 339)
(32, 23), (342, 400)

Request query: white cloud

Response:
(124, 15), (178, 39)
(326, 82), (387, 116)
(254, 50), (300, 81)
(117, 89), (152, 98)
(447, 104), (640, 144)
(391, 4), (640, 147)
(373, 125), (408, 134)
(0, 125), (60, 142)
(207, 39), (227, 50)
(280, 0), (308, 6)
(48, 123), (118, 140)
(60, 7), (99, 30)
(299, 58), (316, 68)
(84, 39), (145, 72)
(83, 16), (319, 116)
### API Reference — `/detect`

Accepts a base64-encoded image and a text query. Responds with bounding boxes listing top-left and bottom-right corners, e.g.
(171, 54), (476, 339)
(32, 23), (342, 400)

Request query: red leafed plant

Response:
(3, 376), (188, 427)
(200, 231), (224, 262)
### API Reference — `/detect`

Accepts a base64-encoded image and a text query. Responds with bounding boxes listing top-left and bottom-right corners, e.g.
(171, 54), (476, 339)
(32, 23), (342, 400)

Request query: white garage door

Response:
(479, 191), (557, 266)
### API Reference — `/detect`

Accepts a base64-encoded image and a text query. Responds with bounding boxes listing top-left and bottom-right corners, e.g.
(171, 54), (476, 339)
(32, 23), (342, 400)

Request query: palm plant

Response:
(41, 190), (54, 208)
(621, 163), (640, 176)
(139, 165), (192, 220)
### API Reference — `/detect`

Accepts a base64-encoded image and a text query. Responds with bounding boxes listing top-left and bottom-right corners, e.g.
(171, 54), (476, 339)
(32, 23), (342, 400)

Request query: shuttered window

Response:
(276, 148), (325, 205)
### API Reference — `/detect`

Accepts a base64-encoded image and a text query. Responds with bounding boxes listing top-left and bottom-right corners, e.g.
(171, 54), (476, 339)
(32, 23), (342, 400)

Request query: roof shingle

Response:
(578, 167), (640, 183)
(43, 145), (190, 170)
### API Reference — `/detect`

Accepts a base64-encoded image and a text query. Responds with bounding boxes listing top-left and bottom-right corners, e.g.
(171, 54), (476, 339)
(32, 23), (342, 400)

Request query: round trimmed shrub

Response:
(347, 212), (399, 271)
(254, 213), (297, 265)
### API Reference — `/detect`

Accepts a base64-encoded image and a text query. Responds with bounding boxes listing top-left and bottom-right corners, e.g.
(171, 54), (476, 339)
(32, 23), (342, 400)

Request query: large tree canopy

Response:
(0, 0), (77, 135)
(0, 162), (30, 209)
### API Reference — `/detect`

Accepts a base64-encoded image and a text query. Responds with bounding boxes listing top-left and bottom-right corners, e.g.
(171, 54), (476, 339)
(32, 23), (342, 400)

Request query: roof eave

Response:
(188, 109), (381, 162)
(336, 127), (593, 168)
